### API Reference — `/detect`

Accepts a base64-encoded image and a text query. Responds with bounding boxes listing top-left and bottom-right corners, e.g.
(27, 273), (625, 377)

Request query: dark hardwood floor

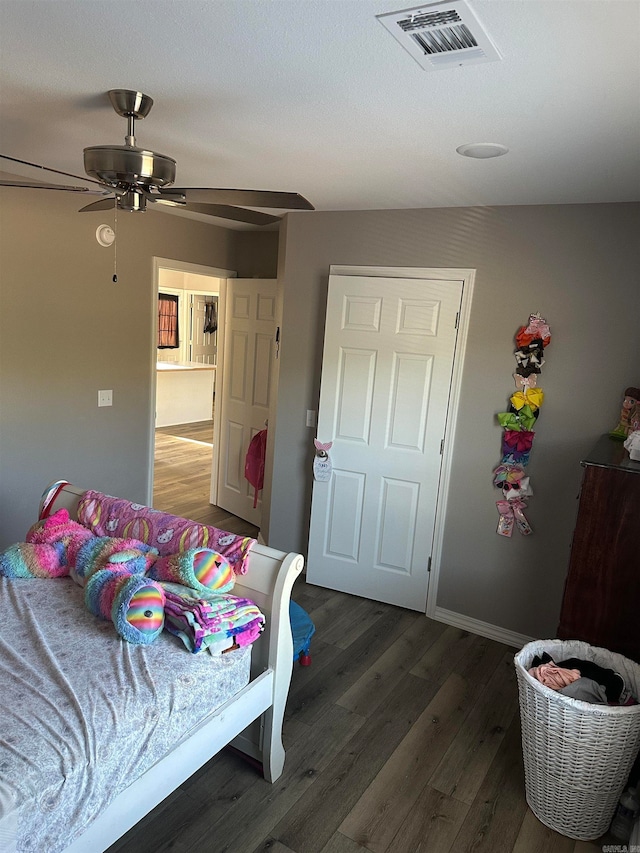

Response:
(108, 435), (609, 853)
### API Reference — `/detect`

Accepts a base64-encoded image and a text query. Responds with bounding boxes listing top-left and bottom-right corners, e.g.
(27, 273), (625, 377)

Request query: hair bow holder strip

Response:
(494, 313), (551, 537)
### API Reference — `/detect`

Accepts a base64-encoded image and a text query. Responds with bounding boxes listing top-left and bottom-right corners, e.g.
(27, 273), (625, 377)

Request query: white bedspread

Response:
(0, 577), (251, 853)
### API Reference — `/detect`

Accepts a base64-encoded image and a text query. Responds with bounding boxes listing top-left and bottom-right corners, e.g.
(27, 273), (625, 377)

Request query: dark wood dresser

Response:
(557, 435), (640, 664)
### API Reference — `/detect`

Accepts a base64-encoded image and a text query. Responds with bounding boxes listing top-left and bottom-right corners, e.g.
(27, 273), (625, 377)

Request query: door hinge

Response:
(427, 556), (432, 573)
(275, 326), (280, 359)
(454, 311), (460, 330)
(440, 438), (444, 454)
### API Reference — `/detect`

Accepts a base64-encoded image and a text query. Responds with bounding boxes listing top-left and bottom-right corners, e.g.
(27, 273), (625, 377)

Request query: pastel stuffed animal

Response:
(0, 508), (96, 578)
(0, 515), (237, 646)
(26, 507), (95, 569)
(147, 548), (235, 594)
(74, 536), (158, 584)
(0, 542), (66, 578)
(85, 568), (166, 645)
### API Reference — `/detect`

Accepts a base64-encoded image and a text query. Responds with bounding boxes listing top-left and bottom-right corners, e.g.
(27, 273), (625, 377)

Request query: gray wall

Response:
(267, 203), (640, 639)
(0, 189), (277, 547)
(2, 192), (638, 640)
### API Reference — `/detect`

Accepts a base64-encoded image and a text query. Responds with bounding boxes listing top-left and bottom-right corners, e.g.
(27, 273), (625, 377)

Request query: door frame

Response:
(149, 257), (237, 506)
(327, 264), (476, 618)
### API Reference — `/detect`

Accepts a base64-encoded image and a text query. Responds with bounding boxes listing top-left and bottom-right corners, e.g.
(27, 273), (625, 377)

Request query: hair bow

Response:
(516, 365), (541, 378)
(525, 314), (551, 345)
(510, 388), (544, 412)
(515, 327), (538, 349)
(498, 404), (537, 431)
(497, 496), (532, 535)
(510, 497), (532, 534)
(497, 412), (520, 431)
(492, 463), (526, 486)
(514, 373), (537, 389)
(514, 340), (545, 371)
(496, 500), (515, 537)
(502, 476), (532, 500)
(501, 450), (531, 466)
(502, 429), (535, 454)
(515, 323), (551, 350)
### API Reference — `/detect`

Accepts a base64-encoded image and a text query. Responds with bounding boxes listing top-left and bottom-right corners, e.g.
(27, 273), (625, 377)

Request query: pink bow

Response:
(508, 497), (528, 512)
(526, 315), (551, 343)
(497, 497), (532, 535)
(514, 373), (537, 389)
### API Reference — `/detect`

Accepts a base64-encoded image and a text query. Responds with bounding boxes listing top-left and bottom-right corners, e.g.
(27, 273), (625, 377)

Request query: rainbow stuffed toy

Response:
(74, 536), (159, 583)
(85, 568), (166, 645)
(26, 507), (95, 568)
(74, 535), (164, 644)
(148, 548), (235, 594)
(0, 542), (66, 578)
(0, 508), (240, 647)
(0, 507), (95, 578)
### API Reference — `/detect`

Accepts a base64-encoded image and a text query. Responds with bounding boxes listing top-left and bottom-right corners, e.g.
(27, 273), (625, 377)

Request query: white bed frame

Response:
(42, 483), (304, 853)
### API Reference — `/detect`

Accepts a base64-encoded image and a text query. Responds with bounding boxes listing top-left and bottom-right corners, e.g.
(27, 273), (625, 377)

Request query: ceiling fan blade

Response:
(78, 197), (116, 213)
(162, 187), (314, 210)
(1, 153), (111, 191)
(0, 178), (95, 193)
(164, 201), (281, 226)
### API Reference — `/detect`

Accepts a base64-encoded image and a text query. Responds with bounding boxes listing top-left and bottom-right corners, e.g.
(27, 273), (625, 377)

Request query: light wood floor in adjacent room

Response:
(153, 419), (258, 538)
(110, 448), (610, 853)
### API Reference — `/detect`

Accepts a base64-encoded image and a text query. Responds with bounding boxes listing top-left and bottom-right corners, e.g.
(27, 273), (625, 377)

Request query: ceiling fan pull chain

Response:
(112, 206), (118, 283)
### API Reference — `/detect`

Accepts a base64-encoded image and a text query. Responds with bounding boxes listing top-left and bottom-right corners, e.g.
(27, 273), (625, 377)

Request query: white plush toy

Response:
(623, 430), (640, 461)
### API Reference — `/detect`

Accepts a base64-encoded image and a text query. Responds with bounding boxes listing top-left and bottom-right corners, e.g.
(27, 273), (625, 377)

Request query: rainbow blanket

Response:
(160, 582), (265, 654)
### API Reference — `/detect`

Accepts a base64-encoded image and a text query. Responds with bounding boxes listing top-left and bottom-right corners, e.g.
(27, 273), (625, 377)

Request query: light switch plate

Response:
(306, 409), (317, 427)
(98, 389), (113, 407)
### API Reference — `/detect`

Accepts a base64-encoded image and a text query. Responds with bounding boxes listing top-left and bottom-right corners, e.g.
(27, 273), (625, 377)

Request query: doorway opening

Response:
(151, 258), (258, 538)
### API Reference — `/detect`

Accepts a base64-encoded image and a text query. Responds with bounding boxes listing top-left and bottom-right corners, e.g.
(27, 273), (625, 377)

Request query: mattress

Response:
(0, 577), (251, 853)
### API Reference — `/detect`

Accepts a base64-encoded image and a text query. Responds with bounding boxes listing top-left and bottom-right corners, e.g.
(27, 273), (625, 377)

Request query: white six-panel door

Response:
(306, 274), (463, 611)
(215, 279), (277, 526)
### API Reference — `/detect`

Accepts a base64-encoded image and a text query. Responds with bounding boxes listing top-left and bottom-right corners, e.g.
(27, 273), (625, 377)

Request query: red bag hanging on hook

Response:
(244, 428), (267, 508)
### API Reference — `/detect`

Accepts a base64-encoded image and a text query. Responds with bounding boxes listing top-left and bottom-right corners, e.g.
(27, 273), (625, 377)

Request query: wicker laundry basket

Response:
(514, 639), (640, 841)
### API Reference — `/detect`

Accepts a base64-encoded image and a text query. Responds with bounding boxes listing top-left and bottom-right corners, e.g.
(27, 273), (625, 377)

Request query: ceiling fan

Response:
(0, 89), (314, 226)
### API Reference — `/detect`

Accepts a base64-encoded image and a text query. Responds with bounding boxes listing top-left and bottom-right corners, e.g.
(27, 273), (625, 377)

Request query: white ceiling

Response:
(1, 0), (639, 228)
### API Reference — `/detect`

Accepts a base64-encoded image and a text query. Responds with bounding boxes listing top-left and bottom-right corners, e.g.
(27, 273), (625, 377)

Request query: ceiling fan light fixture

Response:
(456, 142), (509, 159)
(118, 189), (147, 212)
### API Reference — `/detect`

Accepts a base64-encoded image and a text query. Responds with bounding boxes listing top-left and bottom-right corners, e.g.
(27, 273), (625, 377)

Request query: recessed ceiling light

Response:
(456, 142), (509, 159)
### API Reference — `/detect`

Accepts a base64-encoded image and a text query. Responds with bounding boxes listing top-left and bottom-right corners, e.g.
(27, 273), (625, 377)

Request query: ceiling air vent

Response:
(377, 0), (502, 71)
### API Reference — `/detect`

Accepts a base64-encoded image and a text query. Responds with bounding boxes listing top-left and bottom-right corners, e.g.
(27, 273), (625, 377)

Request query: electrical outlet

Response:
(306, 409), (316, 428)
(98, 390), (113, 407)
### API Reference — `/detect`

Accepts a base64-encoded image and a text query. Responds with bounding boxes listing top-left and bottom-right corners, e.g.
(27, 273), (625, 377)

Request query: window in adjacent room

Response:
(158, 293), (180, 348)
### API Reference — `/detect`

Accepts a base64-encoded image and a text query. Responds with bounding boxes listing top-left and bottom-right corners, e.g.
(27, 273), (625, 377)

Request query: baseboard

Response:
(432, 606), (533, 650)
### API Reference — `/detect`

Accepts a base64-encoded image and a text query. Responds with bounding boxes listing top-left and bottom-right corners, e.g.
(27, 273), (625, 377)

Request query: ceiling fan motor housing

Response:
(83, 146), (176, 190)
